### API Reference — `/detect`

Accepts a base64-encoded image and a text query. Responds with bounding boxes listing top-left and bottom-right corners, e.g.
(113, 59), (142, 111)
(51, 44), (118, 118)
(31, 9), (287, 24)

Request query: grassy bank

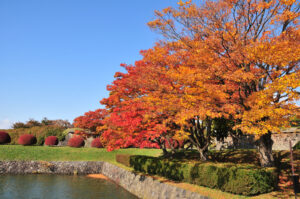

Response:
(0, 145), (161, 165)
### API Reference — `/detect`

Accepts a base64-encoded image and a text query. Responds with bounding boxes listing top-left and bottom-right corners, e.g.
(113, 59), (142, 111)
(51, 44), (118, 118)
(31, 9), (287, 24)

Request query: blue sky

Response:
(0, 0), (179, 128)
(1, 1), (298, 129)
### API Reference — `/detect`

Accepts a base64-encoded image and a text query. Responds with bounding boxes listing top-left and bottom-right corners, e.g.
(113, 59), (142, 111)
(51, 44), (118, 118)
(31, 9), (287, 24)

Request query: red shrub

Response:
(0, 131), (11, 144)
(68, 136), (84, 148)
(91, 138), (103, 148)
(45, 136), (58, 146)
(18, 134), (37, 146)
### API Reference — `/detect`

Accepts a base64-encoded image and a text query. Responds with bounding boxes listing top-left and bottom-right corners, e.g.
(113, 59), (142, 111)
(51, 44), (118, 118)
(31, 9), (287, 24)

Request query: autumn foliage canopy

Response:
(75, 0), (299, 166)
(73, 109), (108, 132)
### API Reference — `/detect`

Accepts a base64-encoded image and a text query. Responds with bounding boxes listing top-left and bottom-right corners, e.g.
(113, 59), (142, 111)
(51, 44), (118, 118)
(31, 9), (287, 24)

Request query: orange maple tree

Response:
(147, 0), (299, 166)
(74, 0), (299, 167)
(139, 42), (235, 160)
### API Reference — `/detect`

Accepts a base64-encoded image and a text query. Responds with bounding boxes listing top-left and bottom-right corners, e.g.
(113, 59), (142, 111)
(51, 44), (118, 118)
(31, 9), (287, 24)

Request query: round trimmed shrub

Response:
(45, 136), (58, 146)
(68, 136), (84, 148)
(0, 131), (11, 144)
(91, 138), (103, 148)
(18, 134), (37, 146)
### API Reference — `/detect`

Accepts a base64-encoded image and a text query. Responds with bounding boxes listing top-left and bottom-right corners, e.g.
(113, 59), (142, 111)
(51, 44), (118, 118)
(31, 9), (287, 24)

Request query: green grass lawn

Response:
(0, 145), (161, 165)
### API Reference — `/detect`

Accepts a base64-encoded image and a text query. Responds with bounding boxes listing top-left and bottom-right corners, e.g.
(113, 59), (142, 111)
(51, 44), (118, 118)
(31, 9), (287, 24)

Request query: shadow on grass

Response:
(159, 149), (260, 166)
(159, 149), (299, 168)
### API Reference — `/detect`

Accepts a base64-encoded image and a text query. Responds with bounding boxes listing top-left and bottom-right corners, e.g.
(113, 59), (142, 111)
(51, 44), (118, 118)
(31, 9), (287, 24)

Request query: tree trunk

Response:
(257, 131), (274, 167)
(162, 147), (168, 156)
(155, 138), (168, 156)
(187, 117), (212, 161)
(197, 147), (208, 161)
(159, 140), (168, 156)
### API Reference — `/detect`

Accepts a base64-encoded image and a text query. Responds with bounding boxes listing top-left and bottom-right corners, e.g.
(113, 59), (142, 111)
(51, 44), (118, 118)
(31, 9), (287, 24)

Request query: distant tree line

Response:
(12, 118), (73, 129)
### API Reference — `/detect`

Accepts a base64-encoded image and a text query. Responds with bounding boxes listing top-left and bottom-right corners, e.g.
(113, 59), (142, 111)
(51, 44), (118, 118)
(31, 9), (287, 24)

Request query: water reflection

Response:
(0, 175), (138, 199)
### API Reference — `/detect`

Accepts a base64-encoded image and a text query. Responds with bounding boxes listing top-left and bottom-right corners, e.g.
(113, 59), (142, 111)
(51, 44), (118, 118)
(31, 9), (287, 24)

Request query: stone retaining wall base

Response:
(101, 162), (210, 199)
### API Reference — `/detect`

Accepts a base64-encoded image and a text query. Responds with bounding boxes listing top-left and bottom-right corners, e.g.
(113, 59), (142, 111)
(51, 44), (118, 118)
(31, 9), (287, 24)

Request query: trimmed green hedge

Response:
(125, 155), (278, 196)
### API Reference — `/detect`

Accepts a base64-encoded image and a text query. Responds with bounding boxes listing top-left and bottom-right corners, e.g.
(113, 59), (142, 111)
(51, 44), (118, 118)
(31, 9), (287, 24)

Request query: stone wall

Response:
(101, 162), (210, 199)
(0, 161), (103, 175)
(57, 133), (74, 146)
(214, 135), (256, 150)
(215, 131), (300, 150)
(0, 161), (210, 199)
(272, 132), (300, 150)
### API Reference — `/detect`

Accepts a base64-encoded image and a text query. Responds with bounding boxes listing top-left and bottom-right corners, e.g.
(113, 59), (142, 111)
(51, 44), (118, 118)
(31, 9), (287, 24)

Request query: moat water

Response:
(0, 175), (138, 199)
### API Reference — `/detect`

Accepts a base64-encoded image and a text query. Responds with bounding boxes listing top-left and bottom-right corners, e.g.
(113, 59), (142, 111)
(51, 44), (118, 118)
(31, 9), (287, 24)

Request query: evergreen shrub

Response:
(128, 155), (278, 196)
